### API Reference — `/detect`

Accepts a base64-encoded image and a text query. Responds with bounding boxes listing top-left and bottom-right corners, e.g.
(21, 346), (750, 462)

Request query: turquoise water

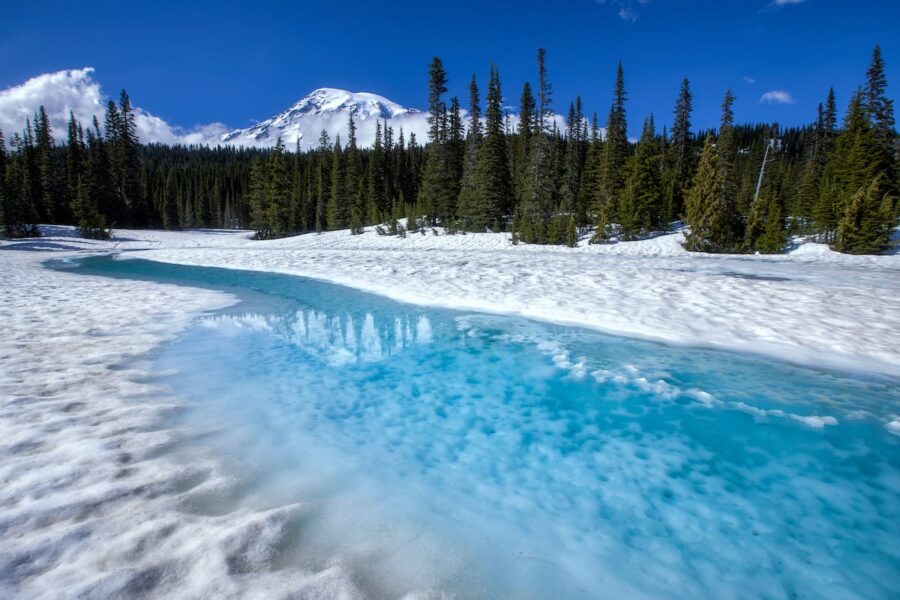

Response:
(65, 256), (899, 599)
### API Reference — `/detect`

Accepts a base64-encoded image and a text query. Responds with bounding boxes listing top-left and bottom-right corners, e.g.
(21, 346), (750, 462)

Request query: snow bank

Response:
(6, 224), (899, 378)
(0, 249), (365, 598)
(54, 224), (896, 377)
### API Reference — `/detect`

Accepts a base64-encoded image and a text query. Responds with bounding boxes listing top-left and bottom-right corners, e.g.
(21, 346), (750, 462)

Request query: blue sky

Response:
(1, 0), (898, 137)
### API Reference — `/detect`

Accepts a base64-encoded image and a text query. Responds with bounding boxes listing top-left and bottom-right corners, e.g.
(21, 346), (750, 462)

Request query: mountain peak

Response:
(288, 87), (421, 120)
(221, 88), (427, 149)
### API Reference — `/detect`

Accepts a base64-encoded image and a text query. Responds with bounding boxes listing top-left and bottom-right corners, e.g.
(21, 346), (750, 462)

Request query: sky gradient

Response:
(1, 0), (898, 137)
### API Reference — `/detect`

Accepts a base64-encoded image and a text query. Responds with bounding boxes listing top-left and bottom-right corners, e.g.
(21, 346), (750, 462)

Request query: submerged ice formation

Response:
(199, 309), (433, 367)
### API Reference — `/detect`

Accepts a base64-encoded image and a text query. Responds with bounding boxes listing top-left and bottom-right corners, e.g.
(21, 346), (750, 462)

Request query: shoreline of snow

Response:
(129, 250), (900, 378)
(119, 227), (900, 378)
(5, 224), (899, 379)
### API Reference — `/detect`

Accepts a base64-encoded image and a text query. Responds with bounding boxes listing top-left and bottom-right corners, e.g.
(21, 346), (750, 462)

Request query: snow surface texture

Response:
(0, 250), (368, 598)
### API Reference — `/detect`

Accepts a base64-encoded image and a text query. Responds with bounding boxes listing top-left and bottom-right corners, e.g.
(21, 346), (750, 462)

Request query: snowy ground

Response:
(0, 246), (364, 598)
(1, 224), (899, 597)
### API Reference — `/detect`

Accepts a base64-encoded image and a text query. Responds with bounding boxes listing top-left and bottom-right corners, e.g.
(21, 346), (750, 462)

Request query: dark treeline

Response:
(1, 46), (896, 253)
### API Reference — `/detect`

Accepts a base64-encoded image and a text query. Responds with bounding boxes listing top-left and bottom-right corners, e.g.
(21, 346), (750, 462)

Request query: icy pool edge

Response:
(1, 249), (368, 598)
(120, 251), (900, 380)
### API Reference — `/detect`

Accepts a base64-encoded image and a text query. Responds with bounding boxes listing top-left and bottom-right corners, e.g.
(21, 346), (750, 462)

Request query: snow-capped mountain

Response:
(220, 88), (430, 150)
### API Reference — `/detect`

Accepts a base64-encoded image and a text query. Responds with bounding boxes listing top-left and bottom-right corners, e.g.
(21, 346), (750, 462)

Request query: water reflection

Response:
(199, 310), (435, 367)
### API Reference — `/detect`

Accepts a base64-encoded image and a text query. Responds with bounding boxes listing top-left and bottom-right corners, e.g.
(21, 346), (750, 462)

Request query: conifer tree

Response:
(442, 95), (465, 223)
(818, 91), (874, 242)
(578, 114), (602, 227)
(289, 139), (303, 231)
(31, 106), (64, 224)
(266, 137), (292, 236)
(666, 78), (694, 221)
(367, 121), (388, 221)
(344, 114), (364, 233)
(520, 48), (556, 243)
(796, 102), (825, 226)
(684, 134), (739, 252)
(718, 89), (737, 203)
(104, 100), (126, 225)
(248, 155), (269, 238)
(472, 65), (512, 230)
(620, 115), (662, 238)
(813, 88), (841, 237)
(823, 87), (838, 153)
(865, 46), (896, 167)
(513, 82), (536, 206)
(418, 57), (450, 225)
(457, 74), (482, 229)
(87, 117), (116, 227)
(565, 213), (577, 247)
(820, 87), (896, 253)
(756, 195), (788, 253)
(835, 173), (895, 253)
(66, 112), (83, 213)
(101, 91), (147, 227)
(69, 117), (108, 238)
(593, 62), (627, 241)
(2, 133), (39, 237)
(561, 98), (585, 217)
(316, 129), (330, 232)
(327, 134), (347, 229)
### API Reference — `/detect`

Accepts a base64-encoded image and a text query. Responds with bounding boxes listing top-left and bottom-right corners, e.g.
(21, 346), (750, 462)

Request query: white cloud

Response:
(0, 68), (103, 141)
(762, 0), (805, 11)
(0, 67), (225, 145)
(743, 76), (756, 84)
(760, 90), (795, 104)
(597, 0), (648, 22)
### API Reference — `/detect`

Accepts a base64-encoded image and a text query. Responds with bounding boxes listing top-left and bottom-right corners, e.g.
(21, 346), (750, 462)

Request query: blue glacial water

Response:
(65, 256), (899, 599)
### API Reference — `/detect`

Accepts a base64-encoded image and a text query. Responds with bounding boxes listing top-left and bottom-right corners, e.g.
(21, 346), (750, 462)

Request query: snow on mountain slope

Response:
(221, 88), (430, 150)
